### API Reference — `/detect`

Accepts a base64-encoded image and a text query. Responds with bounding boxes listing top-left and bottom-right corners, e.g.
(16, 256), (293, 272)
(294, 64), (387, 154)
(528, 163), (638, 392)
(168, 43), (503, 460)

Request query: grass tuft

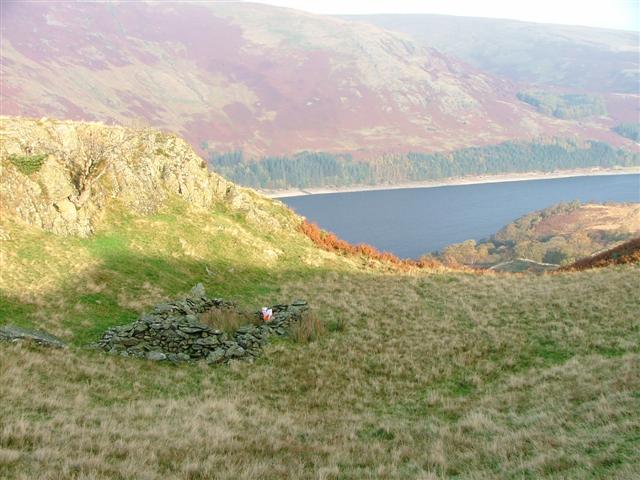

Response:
(289, 310), (327, 343)
(199, 307), (260, 334)
(8, 154), (47, 175)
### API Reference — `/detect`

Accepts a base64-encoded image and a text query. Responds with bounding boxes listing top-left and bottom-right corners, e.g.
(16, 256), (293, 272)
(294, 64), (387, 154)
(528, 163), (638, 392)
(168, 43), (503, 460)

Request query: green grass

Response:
(0, 197), (638, 479)
(7, 154), (47, 175)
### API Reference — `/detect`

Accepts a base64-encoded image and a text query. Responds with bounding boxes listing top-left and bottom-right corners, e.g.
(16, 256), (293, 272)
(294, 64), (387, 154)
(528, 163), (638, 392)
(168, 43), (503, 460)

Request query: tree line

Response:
(208, 138), (639, 189)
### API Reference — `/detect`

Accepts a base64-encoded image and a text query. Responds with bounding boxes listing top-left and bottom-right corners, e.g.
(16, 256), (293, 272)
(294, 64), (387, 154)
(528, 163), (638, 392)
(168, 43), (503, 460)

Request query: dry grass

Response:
(289, 310), (327, 344)
(1, 265), (639, 479)
(1, 186), (638, 479)
(199, 307), (260, 334)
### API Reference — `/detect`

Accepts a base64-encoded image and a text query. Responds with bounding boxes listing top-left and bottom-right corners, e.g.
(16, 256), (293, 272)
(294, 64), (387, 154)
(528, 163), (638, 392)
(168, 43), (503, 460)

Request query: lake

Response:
(281, 174), (640, 258)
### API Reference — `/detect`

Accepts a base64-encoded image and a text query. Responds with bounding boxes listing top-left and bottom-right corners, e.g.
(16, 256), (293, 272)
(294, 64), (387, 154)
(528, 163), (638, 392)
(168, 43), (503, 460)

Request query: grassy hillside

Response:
(434, 202), (640, 269)
(0, 117), (365, 343)
(2, 246), (638, 478)
(1, 118), (639, 479)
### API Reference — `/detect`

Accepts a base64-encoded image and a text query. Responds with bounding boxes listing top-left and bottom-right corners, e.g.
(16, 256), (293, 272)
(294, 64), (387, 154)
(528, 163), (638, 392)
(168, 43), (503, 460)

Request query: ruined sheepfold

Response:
(95, 284), (308, 364)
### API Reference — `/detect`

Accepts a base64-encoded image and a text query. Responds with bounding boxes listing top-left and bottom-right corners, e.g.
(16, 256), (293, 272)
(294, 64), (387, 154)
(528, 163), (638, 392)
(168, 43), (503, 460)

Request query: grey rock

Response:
(236, 325), (255, 334)
(225, 345), (245, 358)
(0, 325), (66, 348)
(206, 349), (226, 365)
(146, 351), (167, 361)
(189, 283), (206, 299)
(133, 323), (148, 333)
(154, 304), (174, 314)
(96, 286), (310, 365)
(175, 301), (194, 315)
(195, 336), (220, 347)
(121, 337), (140, 347)
(178, 326), (206, 334)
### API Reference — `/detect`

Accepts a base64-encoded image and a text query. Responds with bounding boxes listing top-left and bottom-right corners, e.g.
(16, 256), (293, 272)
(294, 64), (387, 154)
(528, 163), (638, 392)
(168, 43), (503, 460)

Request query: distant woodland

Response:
(613, 123), (640, 142)
(208, 139), (639, 189)
(516, 91), (607, 119)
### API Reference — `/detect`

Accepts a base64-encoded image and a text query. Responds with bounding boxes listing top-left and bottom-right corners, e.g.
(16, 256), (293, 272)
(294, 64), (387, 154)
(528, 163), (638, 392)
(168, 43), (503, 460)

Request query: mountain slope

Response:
(1, 1), (634, 163)
(345, 14), (640, 94)
(0, 116), (367, 341)
(1, 116), (639, 479)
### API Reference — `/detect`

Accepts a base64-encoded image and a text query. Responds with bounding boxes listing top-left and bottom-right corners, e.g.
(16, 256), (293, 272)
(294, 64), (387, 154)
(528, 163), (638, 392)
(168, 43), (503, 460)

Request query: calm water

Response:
(282, 174), (640, 258)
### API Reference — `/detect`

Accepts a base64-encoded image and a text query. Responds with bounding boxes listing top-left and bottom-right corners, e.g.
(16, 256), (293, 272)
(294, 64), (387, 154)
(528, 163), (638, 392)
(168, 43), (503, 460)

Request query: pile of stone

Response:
(95, 284), (308, 364)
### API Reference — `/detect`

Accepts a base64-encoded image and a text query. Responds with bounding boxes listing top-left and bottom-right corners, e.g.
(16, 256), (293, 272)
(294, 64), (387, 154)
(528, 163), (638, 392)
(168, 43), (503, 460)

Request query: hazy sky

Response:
(251, 0), (640, 31)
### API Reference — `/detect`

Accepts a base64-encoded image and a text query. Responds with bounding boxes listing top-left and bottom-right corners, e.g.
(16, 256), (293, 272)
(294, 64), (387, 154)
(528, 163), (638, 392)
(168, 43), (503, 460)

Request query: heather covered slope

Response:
(1, 117), (639, 478)
(436, 202), (640, 269)
(560, 237), (640, 271)
(1, 1), (634, 162)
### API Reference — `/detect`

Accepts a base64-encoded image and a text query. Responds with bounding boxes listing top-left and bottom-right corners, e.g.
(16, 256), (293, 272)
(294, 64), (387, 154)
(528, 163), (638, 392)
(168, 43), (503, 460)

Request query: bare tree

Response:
(61, 125), (135, 207)
(5, 122), (49, 159)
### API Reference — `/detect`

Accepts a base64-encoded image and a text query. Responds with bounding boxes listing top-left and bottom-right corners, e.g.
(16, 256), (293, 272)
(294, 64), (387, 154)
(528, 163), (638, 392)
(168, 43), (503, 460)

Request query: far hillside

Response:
(2, 3), (638, 191)
(516, 91), (607, 120)
(346, 14), (640, 94)
(430, 201), (640, 271)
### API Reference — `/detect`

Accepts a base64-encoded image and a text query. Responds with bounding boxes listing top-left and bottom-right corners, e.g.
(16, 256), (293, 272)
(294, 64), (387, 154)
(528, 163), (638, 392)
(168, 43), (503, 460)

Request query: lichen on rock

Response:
(0, 117), (296, 237)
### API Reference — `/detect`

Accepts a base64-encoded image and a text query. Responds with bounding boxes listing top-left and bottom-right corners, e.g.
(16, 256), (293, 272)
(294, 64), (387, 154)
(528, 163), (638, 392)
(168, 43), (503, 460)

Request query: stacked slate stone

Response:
(95, 284), (308, 364)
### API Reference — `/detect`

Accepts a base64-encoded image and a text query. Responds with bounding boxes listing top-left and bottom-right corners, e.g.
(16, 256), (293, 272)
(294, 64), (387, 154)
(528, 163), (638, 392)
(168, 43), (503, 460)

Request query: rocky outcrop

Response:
(0, 325), (67, 348)
(0, 117), (295, 236)
(94, 284), (308, 364)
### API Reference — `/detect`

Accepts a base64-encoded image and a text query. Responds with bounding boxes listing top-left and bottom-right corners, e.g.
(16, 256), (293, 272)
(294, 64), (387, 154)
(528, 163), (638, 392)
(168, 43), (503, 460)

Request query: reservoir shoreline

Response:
(261, 167), (640, 198)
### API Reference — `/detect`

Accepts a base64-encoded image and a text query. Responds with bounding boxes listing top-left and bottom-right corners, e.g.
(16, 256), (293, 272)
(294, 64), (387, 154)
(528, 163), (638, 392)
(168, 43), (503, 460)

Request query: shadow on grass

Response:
(0, 249), (322, 346)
